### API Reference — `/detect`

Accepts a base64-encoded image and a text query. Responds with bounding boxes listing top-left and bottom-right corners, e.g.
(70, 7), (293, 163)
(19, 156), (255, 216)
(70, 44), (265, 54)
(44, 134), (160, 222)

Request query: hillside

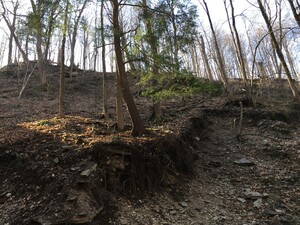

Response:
(0, 63), (299, 225)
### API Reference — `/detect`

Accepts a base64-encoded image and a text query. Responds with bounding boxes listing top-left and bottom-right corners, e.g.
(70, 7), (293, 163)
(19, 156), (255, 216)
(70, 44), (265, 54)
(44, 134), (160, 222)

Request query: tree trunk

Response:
(226, 0), (252, 101)
(0, 0), (28, 63)
(287, 0), (300, 28)
(116, 65), (124, 130)
(30, 0), (46, 85)
(142, 0), (163, 119)
(44, 0), (60, 61)
(59, 0), (69, 118)
(101, 0), (109, 119)
(202, 0), (231, 95)
(36, 34), (46, 85)
(198, 35), (213, 81)
(111, 0), (145, 136)
(257, 0), (299, 101)
(7, 2), (18, 65)
(69, 0), (88, 79)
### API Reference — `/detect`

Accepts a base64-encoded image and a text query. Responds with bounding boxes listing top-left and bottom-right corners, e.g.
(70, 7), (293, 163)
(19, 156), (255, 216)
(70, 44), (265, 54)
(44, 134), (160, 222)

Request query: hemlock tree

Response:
(130, 0), (211, 117)
(140, 0), (163, 119)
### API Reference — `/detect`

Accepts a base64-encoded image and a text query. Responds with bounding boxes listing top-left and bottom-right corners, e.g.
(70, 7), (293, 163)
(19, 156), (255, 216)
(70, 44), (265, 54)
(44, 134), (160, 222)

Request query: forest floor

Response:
(0, 63), (299, 225)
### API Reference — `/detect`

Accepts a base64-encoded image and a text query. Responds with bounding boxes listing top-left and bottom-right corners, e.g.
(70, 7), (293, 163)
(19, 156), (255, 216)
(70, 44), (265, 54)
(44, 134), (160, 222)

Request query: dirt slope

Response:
(0, 64), (299, 225)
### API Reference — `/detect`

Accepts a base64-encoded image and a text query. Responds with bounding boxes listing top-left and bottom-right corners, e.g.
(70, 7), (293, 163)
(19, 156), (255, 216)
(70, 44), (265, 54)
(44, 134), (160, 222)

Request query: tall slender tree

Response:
(224, 0), (252, 101)
(287, 0), (300, 28)
(69, 0), (89, 78)
(59, 0), (69, 118)
(101, 0), (109, 119)
(111, 0), (145, 136)
(29, 0), (47, 85)
(201, 0), (231, 96)
(0, 0), (28, 63)
(257, 0), (299, 101)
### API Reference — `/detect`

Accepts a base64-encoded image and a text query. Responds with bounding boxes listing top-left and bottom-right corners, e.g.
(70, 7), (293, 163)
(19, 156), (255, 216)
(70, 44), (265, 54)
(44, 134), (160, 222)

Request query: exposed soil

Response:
(0, 63), (299, 225)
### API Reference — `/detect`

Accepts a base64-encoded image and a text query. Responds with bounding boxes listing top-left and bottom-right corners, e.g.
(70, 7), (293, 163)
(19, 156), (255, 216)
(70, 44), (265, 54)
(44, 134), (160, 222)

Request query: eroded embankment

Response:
(0, 112), (210, 225)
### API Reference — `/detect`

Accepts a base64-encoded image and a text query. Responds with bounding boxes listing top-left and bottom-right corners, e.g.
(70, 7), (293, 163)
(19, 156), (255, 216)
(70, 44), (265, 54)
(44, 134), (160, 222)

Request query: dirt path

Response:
(110, 109), (300, 225)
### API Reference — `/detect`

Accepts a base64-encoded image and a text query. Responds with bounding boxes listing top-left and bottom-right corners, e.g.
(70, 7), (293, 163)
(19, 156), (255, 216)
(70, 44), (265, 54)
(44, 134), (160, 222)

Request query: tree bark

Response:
(59, 0), (69, 118)
(198, 35), (213, 81)
(30, 0), (46, 85)
(101, 0), (109, 119)
(116, 65), (124, 130)
(111, 0), (145, 136)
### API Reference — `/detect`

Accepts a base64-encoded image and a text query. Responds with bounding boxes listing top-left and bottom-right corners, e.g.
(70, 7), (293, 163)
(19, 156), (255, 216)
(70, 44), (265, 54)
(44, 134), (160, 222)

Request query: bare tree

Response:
(287, 0), (300, 28)
(224, 0), (252, 101)
(198, 35), (213, 81)
(0, 0), (28, 63)
(101, 0), (109, 119)
(30, 0), (46, 85)
(201, 0), (232, 95)
(59, 0), (69, 118)
(257, 0), (299, 101)
(110, 0), (145, 136)
(69, 0), (89, 79)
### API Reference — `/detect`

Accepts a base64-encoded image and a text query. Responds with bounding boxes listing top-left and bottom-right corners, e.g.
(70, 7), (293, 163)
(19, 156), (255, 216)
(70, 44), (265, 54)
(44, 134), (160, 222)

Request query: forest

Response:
(0, 0), (300, 224)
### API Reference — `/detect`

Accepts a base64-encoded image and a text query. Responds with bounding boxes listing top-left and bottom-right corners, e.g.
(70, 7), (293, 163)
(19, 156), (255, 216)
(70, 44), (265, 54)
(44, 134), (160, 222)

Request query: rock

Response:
(234, 158), (255, 166)
(253, 198), (263, 208)
(179, 202), (188, 207)
(237, 198), (247, 203)
(61, 145), (71, 150)
(170, 210), (177, 215)
(63, 189), (103, 224)
(33, 189), (103, 225)
(262, 139), (269, 146)
(265, 208), (285, 216)
(120, 218), (128, 225)
(279, 216), (297, 225)
(244, 189), (262, 199)
(80, 163), (97, 177)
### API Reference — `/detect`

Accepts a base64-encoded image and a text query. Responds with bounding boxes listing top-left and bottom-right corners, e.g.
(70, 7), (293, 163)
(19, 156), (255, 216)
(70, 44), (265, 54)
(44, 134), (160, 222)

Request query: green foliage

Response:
(35, 120), (51, 126)
(139, 70), (222, 101)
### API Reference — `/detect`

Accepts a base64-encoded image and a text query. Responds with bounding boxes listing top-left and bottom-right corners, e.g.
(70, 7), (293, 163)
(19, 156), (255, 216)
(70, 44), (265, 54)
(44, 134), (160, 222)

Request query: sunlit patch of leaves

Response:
(19, 116), (173, 148)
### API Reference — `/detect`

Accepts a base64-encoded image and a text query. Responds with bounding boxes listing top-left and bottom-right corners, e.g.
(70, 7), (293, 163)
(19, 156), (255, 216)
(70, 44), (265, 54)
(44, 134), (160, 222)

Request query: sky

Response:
(0, 0), (254, 56)
(193, 0), (261, 30)
(0, 0), (289, 68)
